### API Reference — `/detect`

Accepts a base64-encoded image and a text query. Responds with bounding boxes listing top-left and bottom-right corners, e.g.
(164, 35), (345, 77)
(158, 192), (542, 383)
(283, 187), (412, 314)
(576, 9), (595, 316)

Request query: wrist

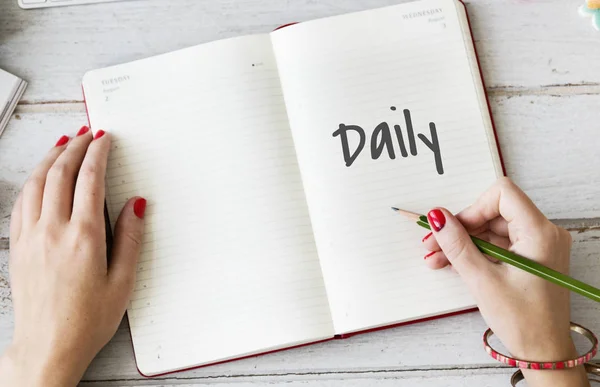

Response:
(514, 337), (590, 387)
(0, 341), (85, 387)
(509, 330), (578, 362)
(523, 366), (590, 387)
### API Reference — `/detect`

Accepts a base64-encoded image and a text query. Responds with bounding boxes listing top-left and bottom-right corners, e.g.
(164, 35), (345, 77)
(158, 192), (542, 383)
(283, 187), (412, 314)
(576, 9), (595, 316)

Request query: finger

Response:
(474, 230), (511, 250)
(9, 192), (23, 246)
(423, 214), (509, 253)
(457, 177), (548, 233)
(423, 250), (451, 270)
(445, 214), (510, 238)
(474, 230), (511, 264)
(425, 228), (510, 264)
(72, 130), (109, 222)
(422, 231), (441, 252)
(427, 208), (499, 283)
(488, 217), (509, 237)
(108, 197), (147, 301)
(41, 126), (93, 221)
(21, 135), (70, 229)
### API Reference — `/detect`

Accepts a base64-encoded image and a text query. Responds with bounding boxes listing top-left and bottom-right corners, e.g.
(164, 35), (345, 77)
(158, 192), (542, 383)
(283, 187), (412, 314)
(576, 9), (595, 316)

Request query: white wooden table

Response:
(1, 0), (600, 385)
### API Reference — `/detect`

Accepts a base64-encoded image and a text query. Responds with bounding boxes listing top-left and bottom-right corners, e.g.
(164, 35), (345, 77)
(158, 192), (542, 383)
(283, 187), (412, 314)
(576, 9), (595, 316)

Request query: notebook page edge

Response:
(136, 334), (335, 377)
(336, 303), (477, 336)
(82, 33), (272, 86)
(454, 0), (504, 178)
(0, 79), (27, 137)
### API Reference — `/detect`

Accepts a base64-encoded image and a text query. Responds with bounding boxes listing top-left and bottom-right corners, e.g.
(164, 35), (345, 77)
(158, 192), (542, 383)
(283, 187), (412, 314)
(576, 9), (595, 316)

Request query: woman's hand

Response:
(0, 127), (146, 387)
(422, 177), (589, 387)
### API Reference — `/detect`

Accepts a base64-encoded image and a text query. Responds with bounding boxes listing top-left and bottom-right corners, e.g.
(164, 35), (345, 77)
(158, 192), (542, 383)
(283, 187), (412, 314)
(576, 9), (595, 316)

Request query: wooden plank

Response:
(0, 0), (599, 104)
(1, 230), (599, 382)
(78, 369), (515, 387)
(0, 109), (88, 240)
(2, 93), (600, 241)
(556, 218), (600, 232)
(0, 250), (12, 355)
(491, 94), (600, 220)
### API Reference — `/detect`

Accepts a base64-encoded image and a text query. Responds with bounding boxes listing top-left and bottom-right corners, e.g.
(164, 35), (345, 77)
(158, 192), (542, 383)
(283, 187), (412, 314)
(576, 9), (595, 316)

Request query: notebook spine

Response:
(458, 0), (507, 177)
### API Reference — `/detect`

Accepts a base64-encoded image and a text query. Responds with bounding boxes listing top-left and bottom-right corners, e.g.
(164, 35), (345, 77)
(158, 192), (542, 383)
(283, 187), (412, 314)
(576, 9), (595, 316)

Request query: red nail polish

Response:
(77, 126), (90, 136)
(422, 232), (433, 242)
(93, 130), (106, 140)
(424, 251), (436, 260)
(427, 209), (446, 232)
(55, 135), (69, 147)
(133, 198), (147, 219)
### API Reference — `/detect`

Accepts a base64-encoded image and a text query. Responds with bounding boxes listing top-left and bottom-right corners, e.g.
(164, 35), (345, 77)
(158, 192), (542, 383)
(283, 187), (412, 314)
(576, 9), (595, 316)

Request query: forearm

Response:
(523, 366), (590, 387)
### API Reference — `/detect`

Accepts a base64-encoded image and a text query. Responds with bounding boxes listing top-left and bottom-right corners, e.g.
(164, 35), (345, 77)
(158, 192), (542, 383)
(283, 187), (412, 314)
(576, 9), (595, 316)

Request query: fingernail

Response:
(424, 251), (436, 260)
(422, 232), (432, 242)
(427, 209), (446, 232)
(93, 130), (106, 140)
(76, 126), (90, 136)
(133, 198), (147, 219)
(55, 135), (69, 147)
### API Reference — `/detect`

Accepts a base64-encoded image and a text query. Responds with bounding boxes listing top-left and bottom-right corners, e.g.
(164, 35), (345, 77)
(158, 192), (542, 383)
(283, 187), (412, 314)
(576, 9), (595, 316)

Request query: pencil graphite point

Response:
(391, 207), (423, 222)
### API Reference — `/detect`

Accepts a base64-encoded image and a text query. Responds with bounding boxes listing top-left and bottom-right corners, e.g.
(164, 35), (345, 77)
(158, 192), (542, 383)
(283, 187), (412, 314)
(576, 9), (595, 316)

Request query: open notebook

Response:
(82, 0), (503, 377)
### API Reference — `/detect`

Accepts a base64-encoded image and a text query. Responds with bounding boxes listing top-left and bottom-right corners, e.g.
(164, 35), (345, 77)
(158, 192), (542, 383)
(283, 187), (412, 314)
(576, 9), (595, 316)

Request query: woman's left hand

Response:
(0, 126), (146, 387)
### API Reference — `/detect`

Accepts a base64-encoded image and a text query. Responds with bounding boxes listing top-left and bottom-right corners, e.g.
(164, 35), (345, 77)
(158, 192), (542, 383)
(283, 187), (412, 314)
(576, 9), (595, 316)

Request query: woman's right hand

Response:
(422, 177), (589, 387)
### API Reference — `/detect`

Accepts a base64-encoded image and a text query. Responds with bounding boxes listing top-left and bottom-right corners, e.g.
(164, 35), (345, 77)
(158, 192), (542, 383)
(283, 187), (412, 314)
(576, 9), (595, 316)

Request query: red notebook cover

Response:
(82, 0), (506, 377)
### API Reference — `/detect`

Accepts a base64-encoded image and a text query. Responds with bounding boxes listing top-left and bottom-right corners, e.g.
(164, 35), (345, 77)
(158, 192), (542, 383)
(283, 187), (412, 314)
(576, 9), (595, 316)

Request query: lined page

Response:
(272, 0), (502, 334)
(83, 35), (333, 375)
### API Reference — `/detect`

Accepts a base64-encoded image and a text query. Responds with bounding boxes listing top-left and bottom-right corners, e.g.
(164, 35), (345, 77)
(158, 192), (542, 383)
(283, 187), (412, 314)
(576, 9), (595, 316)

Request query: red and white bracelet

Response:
(510, 363), (600, 386)
(483, 322), (598, 370)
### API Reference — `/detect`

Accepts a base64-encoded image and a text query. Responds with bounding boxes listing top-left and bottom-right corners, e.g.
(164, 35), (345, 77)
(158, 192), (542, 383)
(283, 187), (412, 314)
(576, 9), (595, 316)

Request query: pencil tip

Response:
(390, 207), (423, 221)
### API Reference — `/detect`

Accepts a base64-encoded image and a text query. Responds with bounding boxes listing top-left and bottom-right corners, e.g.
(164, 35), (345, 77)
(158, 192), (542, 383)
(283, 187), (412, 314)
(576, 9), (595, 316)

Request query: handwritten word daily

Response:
(332, 107), (444, 175)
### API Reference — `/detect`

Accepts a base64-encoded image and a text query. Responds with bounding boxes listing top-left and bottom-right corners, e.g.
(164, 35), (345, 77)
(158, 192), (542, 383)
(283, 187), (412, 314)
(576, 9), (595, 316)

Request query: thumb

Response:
(108, 196), (146, 295)
(427, 208), (495, 281)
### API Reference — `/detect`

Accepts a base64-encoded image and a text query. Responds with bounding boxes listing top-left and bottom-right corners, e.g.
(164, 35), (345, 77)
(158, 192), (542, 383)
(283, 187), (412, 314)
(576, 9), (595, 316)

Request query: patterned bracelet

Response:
(483, 322), (598, 370)
(510, 362), (600, 386)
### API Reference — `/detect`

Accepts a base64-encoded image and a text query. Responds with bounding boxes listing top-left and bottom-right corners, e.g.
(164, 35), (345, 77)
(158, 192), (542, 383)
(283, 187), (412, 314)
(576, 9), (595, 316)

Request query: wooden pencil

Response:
(391, 207), (600, 303)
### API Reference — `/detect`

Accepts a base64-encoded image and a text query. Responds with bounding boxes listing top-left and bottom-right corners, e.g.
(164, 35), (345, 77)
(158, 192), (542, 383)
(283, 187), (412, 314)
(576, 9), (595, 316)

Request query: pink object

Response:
(483, 323), (598, 370)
